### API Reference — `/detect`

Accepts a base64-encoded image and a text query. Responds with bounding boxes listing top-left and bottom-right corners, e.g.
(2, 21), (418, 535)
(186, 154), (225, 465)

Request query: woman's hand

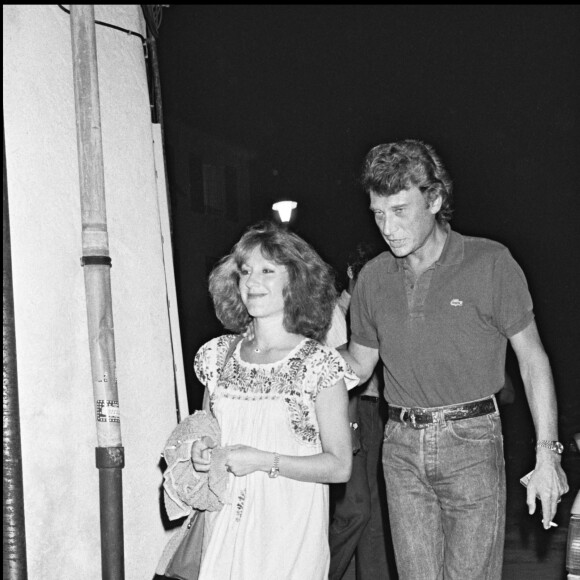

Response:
(224, 444), (268, 477)
(191, 436), (217, 472)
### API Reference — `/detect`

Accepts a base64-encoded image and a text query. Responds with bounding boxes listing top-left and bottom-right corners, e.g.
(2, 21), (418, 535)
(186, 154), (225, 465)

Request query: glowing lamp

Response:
(272, 200), (297, 223)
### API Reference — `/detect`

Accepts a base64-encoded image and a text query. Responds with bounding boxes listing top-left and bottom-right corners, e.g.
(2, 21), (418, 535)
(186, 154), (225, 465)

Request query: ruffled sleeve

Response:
(194, 334), (238, 394)
(315, 346), (359, 395)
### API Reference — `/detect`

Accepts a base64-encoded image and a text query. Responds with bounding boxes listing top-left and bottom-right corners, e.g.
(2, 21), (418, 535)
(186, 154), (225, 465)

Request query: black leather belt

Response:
(360, 395), (380, 403)
(388, 397), (497, 429)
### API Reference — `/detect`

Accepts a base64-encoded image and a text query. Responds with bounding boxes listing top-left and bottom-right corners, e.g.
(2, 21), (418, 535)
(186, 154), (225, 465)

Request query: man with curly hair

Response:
(340, 139), (568, 579)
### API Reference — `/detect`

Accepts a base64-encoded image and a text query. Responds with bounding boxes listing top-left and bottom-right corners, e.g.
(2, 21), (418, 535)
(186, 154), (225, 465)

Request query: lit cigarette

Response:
(548, 521), (558, 528)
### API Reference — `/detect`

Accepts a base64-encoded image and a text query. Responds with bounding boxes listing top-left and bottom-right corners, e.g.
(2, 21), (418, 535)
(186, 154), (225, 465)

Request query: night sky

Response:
(157, 5), (579, 436)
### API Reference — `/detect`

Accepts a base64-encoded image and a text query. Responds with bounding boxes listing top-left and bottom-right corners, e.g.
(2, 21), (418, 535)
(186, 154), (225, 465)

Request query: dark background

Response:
(157, 3), (579, 436)
(156, 5), (579, 576)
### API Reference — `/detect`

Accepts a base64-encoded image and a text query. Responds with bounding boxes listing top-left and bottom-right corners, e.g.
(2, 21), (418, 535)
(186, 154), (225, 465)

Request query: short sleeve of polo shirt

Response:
(493, 249), (534, 338)
(349, 266), (379, 349)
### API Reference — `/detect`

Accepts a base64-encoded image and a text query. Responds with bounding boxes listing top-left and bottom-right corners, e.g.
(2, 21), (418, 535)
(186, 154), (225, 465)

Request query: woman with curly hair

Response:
(191, 221), (356, 579)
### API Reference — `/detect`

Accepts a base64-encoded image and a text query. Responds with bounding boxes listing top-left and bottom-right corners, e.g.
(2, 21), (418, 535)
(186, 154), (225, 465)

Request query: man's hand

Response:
(509, 323), (570, 528)
(527, 450), (569, 529)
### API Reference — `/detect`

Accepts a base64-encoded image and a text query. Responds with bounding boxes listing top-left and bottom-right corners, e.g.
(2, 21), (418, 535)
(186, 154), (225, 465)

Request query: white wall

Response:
(3, 5), (187, 578)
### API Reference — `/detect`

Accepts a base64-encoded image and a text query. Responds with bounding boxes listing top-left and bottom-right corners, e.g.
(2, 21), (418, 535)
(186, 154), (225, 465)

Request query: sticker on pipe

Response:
(96, 399), (120, 422)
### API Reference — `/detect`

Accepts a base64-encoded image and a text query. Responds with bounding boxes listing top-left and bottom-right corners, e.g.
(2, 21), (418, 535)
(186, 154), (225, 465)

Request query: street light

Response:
(272, 200), (297, 223)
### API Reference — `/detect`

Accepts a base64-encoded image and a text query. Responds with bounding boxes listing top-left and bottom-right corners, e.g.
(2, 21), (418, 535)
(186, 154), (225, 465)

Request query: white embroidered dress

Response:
(194, 334), (354, 580)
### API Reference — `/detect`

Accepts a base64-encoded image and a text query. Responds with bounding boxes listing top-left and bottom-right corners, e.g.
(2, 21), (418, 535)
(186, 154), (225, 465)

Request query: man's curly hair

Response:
(209, 221), (337, 342)
(361, 139), (454, 224)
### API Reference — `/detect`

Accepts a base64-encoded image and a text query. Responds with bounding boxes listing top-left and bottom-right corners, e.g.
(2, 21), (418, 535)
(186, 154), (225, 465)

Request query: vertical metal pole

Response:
(70, 6), (124, 579)
(3, 115), (28, 579)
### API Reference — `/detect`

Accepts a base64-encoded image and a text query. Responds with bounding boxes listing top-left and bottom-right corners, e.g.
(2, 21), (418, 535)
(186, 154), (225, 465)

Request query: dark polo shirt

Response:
(350, 228), (534, 408)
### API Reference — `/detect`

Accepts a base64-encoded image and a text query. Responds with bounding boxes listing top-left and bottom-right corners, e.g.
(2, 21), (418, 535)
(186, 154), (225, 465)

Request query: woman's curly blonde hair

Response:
(208, 221), (337, 342)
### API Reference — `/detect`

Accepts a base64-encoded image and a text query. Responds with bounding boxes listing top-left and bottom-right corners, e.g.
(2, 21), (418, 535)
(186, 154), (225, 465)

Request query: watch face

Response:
(554, 442), (564, 454)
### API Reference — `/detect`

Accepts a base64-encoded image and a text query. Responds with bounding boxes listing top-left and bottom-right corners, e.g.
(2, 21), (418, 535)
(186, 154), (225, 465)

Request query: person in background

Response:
(329, 243), (396, 580)
(191, 221), (356, 580)
(341, 139), (569, 579)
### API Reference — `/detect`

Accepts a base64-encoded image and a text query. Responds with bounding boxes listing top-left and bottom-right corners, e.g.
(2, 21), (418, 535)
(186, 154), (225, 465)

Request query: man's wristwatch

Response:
(269, 452), (280, 478)
(535, 440), (564, 454)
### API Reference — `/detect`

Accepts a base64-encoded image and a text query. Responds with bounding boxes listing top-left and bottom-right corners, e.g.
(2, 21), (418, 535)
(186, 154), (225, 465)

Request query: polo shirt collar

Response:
(436, 226), (464, 267)
(387, 225), (464, 273)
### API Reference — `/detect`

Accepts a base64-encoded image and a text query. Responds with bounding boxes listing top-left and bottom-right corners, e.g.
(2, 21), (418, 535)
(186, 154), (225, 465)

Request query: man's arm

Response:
(338, 341), (379, 385)
(509, 320), (569, 528)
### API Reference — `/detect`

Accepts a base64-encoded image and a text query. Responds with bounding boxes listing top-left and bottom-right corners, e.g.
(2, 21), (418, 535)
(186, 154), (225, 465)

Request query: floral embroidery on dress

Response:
(235, 488), (246, 522)
(194, 335), (351, 446)
(284, 394), (318, 444)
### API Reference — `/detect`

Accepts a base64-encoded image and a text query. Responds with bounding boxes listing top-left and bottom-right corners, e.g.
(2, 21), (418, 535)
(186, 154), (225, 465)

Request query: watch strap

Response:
(535, 440), (564, 454)
(269, 452), (280, 478)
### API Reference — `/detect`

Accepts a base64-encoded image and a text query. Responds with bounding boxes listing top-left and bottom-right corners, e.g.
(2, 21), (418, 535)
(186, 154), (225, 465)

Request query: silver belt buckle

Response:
(410, 408), (430, 429)
(410, 409), (428, 429)
(399, 407), (426, 429)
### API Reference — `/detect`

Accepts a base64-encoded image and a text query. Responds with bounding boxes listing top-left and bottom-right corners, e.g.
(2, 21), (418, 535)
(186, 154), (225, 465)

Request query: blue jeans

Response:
(383, 410), (505, 580)
(329, 396), (395, 580)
